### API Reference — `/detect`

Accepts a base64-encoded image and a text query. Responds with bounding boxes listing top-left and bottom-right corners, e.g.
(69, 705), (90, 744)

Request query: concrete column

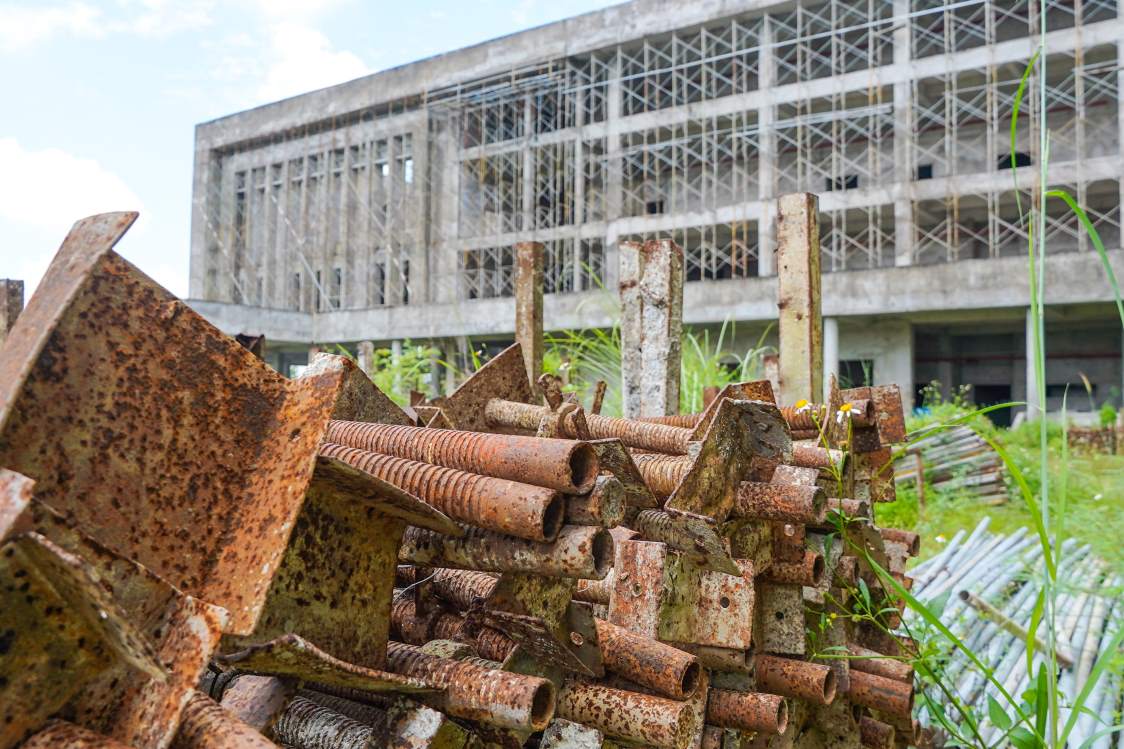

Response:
(0, 279), (24, 345)
(1025, 307), (1042, 418)
(433, 117), (462, 304)
(514, 241), (544, 388)
(823, 317), (839, 396)
(619, 240), (684, 418)
(892, 0), (915, 268)
(357, 340), (375, 376)
(776, 193), (823, 405)
(756, 17), (777, 277)
(603, 52), (624, 288)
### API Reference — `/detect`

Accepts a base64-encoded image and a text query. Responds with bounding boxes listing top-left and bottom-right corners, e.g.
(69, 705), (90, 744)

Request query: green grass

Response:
(875, 407), (1124, 574)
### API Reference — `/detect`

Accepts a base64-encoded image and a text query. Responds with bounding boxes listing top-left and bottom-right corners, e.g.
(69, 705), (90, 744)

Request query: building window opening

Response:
(645, 199), (665, 215)
(917, 164), (933, 180)
(839, 359), (873, 388)
(330, 267), (342, 310)
(998, 152), (1032, 170)
(825, 175), (859, 191)
(314, 270), (322, 311)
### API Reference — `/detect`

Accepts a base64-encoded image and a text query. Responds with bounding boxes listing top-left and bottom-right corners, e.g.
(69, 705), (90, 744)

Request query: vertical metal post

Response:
(777, 193), (823, 405)
(514, 242), (544, 389)
(620, 239), (683, 418)
(0, 279), (24, 346)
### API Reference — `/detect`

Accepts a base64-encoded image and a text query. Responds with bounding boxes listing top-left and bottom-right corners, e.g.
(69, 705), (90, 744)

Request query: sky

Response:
(0, 0), (618, 301)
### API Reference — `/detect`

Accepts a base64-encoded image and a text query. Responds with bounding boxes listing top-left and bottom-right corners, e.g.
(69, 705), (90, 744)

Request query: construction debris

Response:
(894, 425), (1009, 505)
(1, 203), (923, 748)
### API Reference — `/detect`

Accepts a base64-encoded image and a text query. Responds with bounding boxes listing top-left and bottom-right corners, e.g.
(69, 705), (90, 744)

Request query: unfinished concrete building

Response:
(188, 0), (1124, 421)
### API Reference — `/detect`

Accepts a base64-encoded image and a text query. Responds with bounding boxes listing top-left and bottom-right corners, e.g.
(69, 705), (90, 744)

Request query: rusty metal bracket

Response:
(440, 344), (535, 431)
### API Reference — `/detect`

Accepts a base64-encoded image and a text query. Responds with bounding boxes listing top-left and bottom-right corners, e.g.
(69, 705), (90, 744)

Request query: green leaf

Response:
(1046, 189), (1124, 329)
(988, 695), (1013, 731)
(927, 590), (952, 619)
(858, 578), (872, 610)
(1025, 588), (1045, 679)
(1060, 624), (1124, 745)
(1034, 664), (1048, 740)
(1010, 727), (1038, 749)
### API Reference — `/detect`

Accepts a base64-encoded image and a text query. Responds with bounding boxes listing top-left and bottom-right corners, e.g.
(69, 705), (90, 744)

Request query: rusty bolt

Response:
(705, 689), (788, 735)
(321, 443), (564, 542)
(272, 695), (375, 749)
(754, 654), (837, 705)
(636, 413), (703, 428)
(631, 453), (690, 497)
(485, 400), (694, 454)
(429, 568), (498, 611)
(325, 420), (600, 493)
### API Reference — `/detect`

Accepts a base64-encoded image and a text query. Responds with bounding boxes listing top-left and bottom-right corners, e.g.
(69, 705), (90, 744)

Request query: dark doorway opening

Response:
(972, 384), (1014, 427)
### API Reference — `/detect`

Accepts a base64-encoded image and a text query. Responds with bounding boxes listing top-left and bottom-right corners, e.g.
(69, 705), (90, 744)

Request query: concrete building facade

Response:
(188, 0), (1124, 420)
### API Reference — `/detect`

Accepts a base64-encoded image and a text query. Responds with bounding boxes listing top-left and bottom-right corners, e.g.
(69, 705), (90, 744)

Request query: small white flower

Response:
(794, 399), (812, 414)
(835, 402), (854, 424)
(935, 534), (947, 544)
(1093, 493), (1103, 501)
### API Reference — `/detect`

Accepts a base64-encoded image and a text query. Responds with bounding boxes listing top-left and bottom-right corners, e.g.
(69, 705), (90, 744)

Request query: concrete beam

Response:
(776, 193), (823, 405)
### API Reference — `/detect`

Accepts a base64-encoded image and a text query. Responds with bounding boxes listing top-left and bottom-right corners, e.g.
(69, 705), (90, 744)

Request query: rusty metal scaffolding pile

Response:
(2, 206), (921, 749)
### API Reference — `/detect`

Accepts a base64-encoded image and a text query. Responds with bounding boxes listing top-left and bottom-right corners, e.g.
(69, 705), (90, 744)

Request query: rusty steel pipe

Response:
(632, 453), (690, 497)
(765, 550), (825, 587)
(792, 444), (846, 470)
(878, 528), (920, 556)
(325, 420), (599, 493)
(701, 726), (725, 749)
(574, 570), (614, 605)
(827, 497), (871, 520)
(735, 482), (826, 524)
(566, 475), (626, 528)
(484, 400), (694, 454)
(400, 524), (613, 579)
(321, 443), (563, 542)
(595, 618), (702, 700)
(430, 567), (499, 610)
(706, 689), (788, 735)
(390, 597), (435, 644)
(556, 680), (697, 748)
(385, 642), (555, 731)
(24, 722), (136, 749)
(847, 645), (914, 684)
(845, 669), (914, 720)
(272, 695), (375, 749)
(754, 654), (837, 705)
(859, 716), (896, 749)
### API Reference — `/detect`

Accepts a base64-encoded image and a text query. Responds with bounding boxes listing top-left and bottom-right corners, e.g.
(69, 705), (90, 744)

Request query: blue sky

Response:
(0, 0), (617, 300)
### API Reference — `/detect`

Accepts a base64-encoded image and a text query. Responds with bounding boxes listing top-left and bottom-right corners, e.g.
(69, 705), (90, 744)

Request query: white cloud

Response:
(0, 138), (146, 293)
(0, 0), (212, 52)
(255, 22), (369, 103)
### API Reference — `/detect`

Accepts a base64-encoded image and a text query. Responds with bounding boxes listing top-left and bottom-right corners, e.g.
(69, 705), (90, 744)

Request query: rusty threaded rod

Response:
(636, 413), (703, 428)
(754, 654), (837, 705)
(385, 642), (555, 731)
(474, 626), (518, 662)
(400, 524), (613, 579)
(859, 716), (896, 749)
(321, 443), (564, 542)
(429, 567), (498, 610)
(556, 679), (696, 748)
(632, 453), (691, 497)
(595, 618), (702, 700)
(485, 400), (694, 454)
(326, 420), (599, 493)
(706, 689), (788, 734)
(390, 597), (435, 644)
(792, 444), (846, 470)
(298, 690), (387, 727)
(765, 550), (825, 587)
(735, 482), (826, 524)
(847, 645), (915, 684)
(272, 695), (374, 749)
(845, 669), (914, 720)
(566, 475), (626, 528)
(170, 692), (278, 749)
